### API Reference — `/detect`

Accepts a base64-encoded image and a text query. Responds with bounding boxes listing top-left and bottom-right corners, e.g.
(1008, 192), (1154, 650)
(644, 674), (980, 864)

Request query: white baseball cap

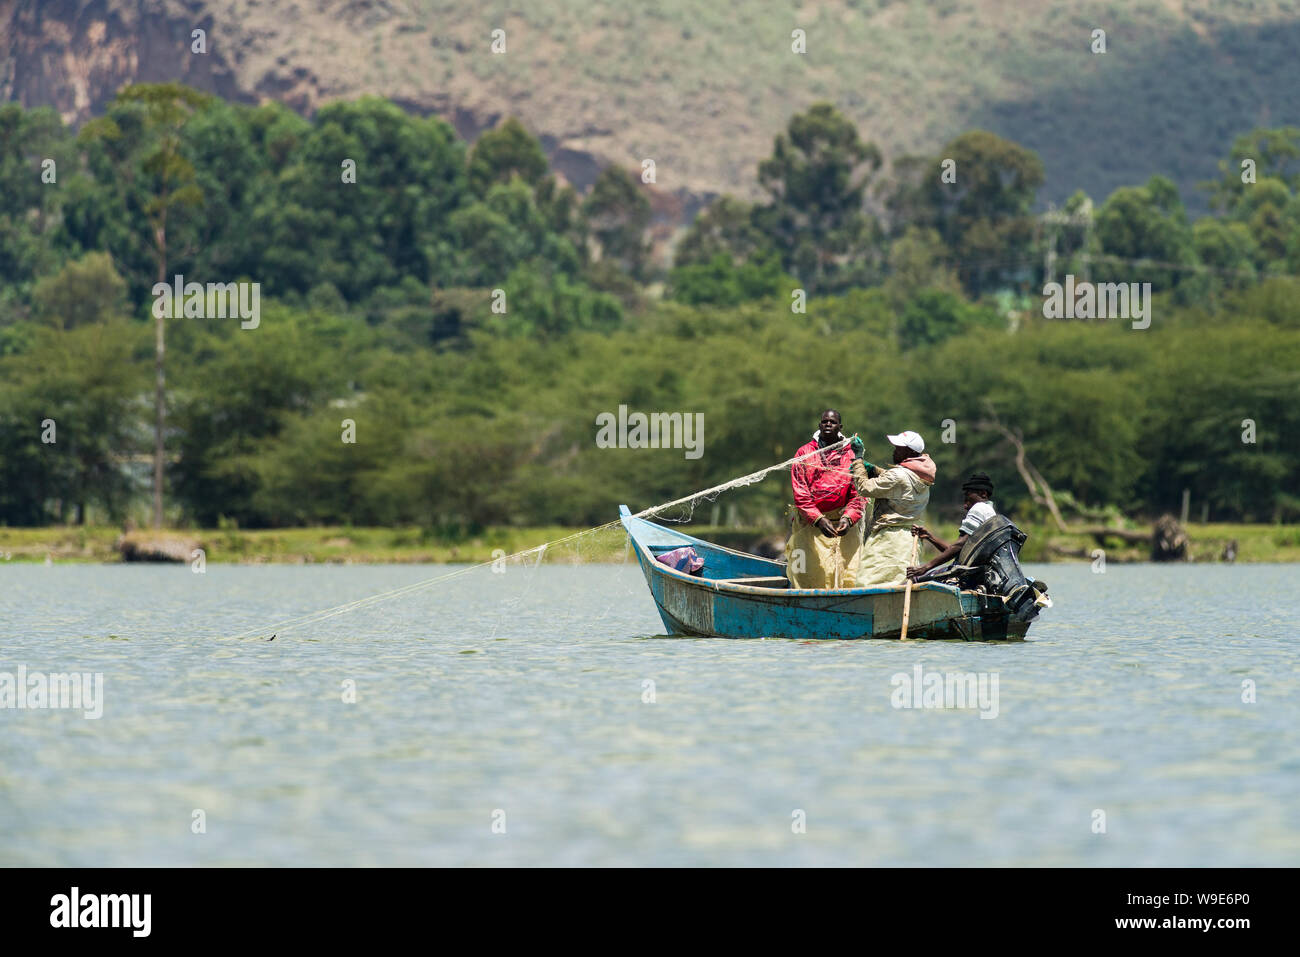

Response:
(886, 430), (925, 453)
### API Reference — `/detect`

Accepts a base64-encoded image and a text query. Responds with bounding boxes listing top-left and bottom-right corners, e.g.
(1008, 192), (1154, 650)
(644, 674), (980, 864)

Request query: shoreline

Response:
(1, 522), (1296, 565)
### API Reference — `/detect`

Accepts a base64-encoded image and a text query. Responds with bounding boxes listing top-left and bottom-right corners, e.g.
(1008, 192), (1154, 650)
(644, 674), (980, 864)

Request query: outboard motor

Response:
(952, 516), (1045, 623)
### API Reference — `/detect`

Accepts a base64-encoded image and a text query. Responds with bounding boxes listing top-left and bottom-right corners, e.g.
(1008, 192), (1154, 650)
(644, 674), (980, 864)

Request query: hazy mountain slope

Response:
(4, 0), (1299, 213)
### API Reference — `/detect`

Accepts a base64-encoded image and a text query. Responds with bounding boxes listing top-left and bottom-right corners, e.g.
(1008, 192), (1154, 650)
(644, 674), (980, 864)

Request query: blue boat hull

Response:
(619, 506), (1029, 641)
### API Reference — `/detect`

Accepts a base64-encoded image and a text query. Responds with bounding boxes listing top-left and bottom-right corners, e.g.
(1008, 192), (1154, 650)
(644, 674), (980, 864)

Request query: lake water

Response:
(2, 559), (1297, 866)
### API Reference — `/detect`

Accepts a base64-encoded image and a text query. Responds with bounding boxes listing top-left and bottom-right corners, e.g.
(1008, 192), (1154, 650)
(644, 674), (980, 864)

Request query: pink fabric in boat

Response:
(656, 546), (705, 574)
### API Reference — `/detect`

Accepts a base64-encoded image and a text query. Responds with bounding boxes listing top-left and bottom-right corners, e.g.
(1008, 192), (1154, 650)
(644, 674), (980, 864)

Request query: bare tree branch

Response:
(974, 402), (1069, 532)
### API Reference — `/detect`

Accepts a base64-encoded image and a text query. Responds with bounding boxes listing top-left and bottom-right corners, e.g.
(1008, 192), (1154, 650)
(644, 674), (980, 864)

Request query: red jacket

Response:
(791, 438), (865, 525)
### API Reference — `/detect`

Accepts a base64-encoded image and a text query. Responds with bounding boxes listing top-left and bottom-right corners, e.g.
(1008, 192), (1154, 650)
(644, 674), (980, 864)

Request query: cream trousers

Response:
(785, 507), (864, 589)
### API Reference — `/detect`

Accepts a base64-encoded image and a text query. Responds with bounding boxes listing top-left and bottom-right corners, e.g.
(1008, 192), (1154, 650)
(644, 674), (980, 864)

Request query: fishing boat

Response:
(619, 505), (1048, 641)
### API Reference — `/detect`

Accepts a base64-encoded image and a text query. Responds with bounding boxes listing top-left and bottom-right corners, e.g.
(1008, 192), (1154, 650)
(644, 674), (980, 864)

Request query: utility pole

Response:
(1040, 199), (1094, 287)
(1041, 206), (1059, 287)
(154, 228), (166, 530)
(1080, 197), (1094, 285)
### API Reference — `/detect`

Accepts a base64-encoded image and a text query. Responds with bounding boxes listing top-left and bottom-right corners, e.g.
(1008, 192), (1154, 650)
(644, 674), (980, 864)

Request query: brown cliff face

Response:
(2, 0), (248, 124)
(0, 0), (696, 232)
(6, 0), (1292, 223)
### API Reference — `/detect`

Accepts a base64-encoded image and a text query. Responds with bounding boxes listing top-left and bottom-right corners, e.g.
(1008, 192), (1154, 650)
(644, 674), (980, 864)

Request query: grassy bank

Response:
(0, 525), (625, 564)
(1015, 522), (1300, 564)
(2, 521), (1299, 565)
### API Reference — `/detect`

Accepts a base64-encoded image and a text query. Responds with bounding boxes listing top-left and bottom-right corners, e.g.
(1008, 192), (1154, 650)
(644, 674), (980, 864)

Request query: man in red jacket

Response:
(786, 409), (866, 588)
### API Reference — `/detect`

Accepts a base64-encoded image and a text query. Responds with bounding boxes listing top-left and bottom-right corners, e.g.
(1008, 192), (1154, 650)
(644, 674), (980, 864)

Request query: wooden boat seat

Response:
(710, 575), (791, 589)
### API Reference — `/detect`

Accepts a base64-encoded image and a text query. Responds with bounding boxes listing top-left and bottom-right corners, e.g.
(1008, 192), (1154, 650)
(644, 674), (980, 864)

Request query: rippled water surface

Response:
(2, 561), (1297, 866)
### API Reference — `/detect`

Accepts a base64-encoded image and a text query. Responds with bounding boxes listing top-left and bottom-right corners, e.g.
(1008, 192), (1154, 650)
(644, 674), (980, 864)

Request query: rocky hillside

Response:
(4, 0), (1300, 214)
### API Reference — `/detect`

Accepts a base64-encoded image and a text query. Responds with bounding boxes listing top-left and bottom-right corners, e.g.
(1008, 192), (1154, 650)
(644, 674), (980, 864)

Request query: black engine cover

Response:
(955, 516), (1041, 623)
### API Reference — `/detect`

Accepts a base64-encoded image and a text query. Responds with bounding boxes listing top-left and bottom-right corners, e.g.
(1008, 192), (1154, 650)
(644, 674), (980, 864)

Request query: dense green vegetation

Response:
(1, 88), (1298, 535)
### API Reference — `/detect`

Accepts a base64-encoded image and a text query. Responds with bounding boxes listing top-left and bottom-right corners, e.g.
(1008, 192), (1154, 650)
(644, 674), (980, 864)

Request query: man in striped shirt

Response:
(906, 472), (997, 581)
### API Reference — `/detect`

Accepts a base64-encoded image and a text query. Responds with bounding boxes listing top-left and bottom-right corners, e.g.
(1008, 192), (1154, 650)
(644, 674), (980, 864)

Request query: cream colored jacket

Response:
(850, 459), (933, 531)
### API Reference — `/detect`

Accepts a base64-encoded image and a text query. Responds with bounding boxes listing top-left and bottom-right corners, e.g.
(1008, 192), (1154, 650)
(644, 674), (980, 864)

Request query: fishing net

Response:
(228, 440), (855, 640)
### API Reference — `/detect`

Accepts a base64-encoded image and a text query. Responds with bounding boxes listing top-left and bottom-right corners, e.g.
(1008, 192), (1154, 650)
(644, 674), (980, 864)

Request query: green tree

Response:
(1206, 126), (1300, 213)
(168, 305), (359, 527)
(257, 97), (467, 300)
(1141, 312), (1300, 521)
(673, 195), (770, 267)
(534, 173), (588, 268)
(468, 119), (587, 272)
(179, 100), (281, 281)
(888, 131), (1044, 296)
(78, 82), (212, 528)
(0, 318), (146, 524)
(1229, 177), (1293, 271)
(1094, 175), (1194, 290)
(583, 165), (652, 279)
(496, 261), (623, 336)
(0, 105), (75, 313)
(467, 117), (549, 196)
(31, 252), (130, 330)
(1187, 218), (1258, 299)
(883, 226), (961, 305)
(449, 176), (582, 287)
(909, 324), (1148, 513)
(753, 103), (884, 294)
(897, 288), (1001, 351)
(666, 252), (794, 306)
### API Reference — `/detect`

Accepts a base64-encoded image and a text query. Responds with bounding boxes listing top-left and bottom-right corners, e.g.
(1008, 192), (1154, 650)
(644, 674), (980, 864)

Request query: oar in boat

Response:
(832, 526), (843, 589)
(900, 532), (920, 640)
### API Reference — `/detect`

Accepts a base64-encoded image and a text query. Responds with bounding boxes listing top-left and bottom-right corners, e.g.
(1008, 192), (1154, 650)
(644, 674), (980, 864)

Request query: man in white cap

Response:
(847, 430), (937, 587)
